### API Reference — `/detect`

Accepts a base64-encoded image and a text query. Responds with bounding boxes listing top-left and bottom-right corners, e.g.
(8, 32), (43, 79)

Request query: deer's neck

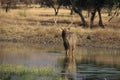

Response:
(62, 32), (68, 40)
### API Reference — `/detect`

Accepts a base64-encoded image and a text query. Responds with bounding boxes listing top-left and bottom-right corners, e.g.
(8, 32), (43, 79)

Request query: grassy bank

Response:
(0, 8), (120, 49)
(0, 64), (62, 80)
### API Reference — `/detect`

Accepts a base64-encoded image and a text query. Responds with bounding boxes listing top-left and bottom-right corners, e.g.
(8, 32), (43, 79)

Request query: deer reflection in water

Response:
(61, 53), (76, 80)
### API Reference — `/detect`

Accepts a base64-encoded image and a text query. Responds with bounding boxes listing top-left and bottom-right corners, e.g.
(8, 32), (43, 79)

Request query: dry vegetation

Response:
(0, 8), (120, 49)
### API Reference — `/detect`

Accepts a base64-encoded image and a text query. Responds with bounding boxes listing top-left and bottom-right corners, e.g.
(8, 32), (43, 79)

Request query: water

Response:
(0, 42), (120, 80)
(0, 42), (63, 68)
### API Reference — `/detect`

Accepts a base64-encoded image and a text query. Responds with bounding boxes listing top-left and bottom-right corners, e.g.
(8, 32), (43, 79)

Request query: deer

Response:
(61, 28), (77, 58)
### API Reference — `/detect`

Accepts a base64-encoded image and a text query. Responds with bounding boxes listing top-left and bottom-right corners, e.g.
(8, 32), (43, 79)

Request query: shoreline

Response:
(0, 38), (120, 50)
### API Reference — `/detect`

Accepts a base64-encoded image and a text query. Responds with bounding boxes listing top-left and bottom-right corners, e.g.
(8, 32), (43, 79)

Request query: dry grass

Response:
(0, 8), (120, 48)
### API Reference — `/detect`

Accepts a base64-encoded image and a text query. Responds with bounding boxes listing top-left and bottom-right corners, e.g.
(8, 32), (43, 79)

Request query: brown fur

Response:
(61, 28), (77, 58)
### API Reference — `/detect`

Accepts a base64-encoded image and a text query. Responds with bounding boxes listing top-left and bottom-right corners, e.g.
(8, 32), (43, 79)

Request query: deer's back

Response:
(67, 32), (77, 46)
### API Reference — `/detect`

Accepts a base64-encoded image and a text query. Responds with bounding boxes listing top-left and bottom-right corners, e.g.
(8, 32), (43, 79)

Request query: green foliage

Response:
(0, 64), (59, 80)
(54, 76), (63, 80)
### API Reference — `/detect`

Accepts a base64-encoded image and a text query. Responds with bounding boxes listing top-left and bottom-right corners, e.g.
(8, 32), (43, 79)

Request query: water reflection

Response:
(0, 42), (63, 68)
(75, 48), (120, 80)
(76, 47), (120, 69)
(0, 42), (120, 80)
(60, 47), (120, 80)
(61, 55), (76, 80)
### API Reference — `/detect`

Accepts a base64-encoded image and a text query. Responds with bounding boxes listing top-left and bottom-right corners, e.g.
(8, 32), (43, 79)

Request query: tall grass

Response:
(0, 64), (54, 75)
(0, 64), (61, 80)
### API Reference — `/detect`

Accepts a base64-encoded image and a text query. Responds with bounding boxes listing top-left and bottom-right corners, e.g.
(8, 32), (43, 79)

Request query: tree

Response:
(0, 0), (18, 12)
(39, 0), (71, 16)
(70, 0), (105, 28)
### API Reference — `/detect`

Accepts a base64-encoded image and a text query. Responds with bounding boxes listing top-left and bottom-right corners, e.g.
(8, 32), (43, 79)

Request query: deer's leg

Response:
(97, 8), (104, 28)
(71, 45), (75, 59)
(72, 49), (74, 59)
(90, 9), (96, 28)
(65, 49), (69, 57)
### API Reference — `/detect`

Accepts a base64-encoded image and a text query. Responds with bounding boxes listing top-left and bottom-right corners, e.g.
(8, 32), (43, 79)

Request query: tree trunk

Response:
(70, 0), (88, 27)
(90, 9), (96, 28)
(97, 8), (104, 28)
(6, 2), (10, 12)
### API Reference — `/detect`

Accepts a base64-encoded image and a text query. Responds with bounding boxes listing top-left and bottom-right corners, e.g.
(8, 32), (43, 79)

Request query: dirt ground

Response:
(0, 8), (120, 49)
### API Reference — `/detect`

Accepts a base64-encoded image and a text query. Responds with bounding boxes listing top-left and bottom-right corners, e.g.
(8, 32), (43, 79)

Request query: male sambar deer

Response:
(61, 28), (77, 58)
